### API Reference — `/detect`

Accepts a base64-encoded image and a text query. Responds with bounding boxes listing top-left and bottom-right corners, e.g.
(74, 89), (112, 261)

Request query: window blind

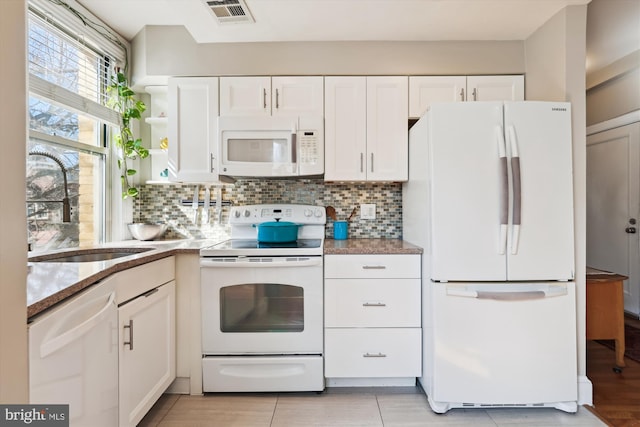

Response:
(28, 0), (128, 125)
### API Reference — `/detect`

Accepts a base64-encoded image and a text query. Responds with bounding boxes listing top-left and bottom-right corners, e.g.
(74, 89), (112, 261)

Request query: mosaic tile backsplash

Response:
(135, 179), (403, 241)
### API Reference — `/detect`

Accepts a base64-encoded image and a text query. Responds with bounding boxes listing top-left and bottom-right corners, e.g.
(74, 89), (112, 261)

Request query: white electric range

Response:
(199, 204), (326, 392)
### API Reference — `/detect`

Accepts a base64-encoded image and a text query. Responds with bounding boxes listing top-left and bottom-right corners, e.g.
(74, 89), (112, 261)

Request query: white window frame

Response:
(27, 0), (132, 243)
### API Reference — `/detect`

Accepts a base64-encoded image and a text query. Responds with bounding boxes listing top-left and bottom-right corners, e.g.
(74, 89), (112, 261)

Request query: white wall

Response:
(131, 25), (525, 88)
(0, 0), (29, 403)
(586, 0), (639, 75)
(586, 0), (640, 125)
(525, 4), (590, 405)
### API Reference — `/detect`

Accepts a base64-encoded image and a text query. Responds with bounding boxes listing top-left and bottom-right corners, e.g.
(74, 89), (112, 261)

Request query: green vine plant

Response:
(107, 70), (149, 199)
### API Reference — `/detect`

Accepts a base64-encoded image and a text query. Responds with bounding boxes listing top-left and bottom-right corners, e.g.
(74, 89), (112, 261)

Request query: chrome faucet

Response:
(27, 151), (71, 223)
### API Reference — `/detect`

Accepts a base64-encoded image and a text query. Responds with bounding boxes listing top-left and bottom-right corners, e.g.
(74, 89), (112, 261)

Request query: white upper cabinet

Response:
(366, 76), (409, 181)
(168, 77), (219, 182)
(467, 75), (525, 102)
(409, 75), (524, 118)
(324, 77), (367, 181)
(409, 76), (466, 119)
(220, 76), (270, 116)
(325, 76), (408, 182)
(220, 76), (323, 117)
(272, 76), (324, 117)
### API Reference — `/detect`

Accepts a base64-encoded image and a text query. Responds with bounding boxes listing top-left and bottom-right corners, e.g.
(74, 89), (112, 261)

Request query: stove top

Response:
(200, 238), (324, 256)
(212, 239), (322, 250)
(200, 204), (326, 257)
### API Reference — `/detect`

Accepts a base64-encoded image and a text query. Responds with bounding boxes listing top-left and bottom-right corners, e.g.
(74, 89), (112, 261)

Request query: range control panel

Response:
(229, 204), (326, 225)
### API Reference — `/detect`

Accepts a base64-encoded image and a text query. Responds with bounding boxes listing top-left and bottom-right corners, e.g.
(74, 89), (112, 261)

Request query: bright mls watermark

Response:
(0, 405), (68, 426)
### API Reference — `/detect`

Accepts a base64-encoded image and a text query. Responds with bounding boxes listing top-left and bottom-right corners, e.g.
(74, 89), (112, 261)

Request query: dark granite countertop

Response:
(27, 239), (209, 320)
(28, 238), (423, 320)
(323, 238), (423, 255)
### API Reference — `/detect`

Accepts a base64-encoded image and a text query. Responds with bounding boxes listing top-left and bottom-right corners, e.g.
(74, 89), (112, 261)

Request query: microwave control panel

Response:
(298, 130), (319, 165)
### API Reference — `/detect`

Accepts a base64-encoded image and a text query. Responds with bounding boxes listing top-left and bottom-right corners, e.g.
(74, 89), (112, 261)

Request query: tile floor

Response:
(138, 387), (606, 426)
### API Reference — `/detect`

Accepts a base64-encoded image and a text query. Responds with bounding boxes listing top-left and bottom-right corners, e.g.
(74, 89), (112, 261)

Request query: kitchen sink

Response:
(29, 248), (153, 263)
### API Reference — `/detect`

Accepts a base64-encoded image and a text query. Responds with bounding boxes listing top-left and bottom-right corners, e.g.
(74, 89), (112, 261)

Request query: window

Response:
(26, 1), (127, 252)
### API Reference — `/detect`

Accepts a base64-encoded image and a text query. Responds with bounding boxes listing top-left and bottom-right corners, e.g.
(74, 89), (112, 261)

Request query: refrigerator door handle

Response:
(508, 126), (522, 255)
(497, 126), (508, 255)
(446, 285), (568, 301)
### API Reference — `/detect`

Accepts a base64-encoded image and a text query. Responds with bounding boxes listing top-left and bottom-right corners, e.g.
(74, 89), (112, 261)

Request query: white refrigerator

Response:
(403, 101), (578, 413)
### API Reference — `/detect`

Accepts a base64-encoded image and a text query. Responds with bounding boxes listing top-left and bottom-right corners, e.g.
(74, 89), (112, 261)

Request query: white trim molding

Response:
(587, 110), (640, 136)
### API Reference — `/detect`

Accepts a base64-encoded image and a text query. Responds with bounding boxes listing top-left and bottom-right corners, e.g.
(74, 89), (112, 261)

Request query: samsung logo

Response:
(552, 107), (567, 111)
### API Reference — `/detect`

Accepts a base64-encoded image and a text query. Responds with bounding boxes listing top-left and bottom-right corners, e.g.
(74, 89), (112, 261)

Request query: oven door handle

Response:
(200, 257), (323, 268)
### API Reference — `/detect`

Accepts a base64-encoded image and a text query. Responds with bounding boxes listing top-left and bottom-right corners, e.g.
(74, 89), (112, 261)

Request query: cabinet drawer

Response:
(325, 328), (421, 378)
(116, 257), (175, 304)
(325, 254), (420, 279)
(325, 279), (420, 327)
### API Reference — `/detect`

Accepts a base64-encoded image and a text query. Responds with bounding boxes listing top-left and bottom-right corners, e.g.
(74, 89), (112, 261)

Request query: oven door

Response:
(200, 256), (323, 354)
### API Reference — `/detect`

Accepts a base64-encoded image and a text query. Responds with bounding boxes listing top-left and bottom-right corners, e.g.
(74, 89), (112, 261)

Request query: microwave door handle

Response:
(291, 132), (297, 170)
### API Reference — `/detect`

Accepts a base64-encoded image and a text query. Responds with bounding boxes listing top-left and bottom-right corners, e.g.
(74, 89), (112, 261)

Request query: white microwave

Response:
(218, 116), (324, 178)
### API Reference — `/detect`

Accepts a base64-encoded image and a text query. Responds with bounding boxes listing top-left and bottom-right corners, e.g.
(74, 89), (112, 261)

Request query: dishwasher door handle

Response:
(40, 291), (116, 358)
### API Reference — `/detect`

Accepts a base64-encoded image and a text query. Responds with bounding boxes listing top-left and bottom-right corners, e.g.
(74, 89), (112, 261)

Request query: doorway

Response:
(587, 120), (640, 316)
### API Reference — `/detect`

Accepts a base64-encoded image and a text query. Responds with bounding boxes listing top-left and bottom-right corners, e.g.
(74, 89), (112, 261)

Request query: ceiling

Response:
(76, 0), (591, 44)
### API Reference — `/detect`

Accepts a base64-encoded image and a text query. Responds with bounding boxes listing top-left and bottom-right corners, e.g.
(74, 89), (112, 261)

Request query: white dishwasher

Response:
(29, 276), (118, 427)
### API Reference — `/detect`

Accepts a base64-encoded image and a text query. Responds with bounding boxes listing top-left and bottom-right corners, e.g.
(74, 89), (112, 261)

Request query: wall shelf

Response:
(145, 117), (168, 125)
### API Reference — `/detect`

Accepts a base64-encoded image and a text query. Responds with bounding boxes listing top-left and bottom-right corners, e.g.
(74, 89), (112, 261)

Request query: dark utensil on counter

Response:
(253, 221), (301, 243)
(326, 206), (337, 221)
(347, 207), (357, 222)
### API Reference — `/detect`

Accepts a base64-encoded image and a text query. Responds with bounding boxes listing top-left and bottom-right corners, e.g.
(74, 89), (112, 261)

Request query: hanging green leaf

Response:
(108, 70), (147, 199)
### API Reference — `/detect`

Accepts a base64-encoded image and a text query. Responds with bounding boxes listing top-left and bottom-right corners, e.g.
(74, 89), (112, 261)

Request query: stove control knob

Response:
(314, 209), (323, 218)
(233, 209), (241, 218)
(243, 209), (251, 218)
(304, 209), (313, 217)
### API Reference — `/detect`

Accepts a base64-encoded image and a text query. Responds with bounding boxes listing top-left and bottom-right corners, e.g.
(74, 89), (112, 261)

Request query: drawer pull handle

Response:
(363, 352), (387, 358)
(363, 302), (386, 307)
(362, 265), (386, 270)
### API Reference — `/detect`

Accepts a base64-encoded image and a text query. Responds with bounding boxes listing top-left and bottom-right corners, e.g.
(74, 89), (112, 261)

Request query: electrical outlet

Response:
(361, 204), (376, 220)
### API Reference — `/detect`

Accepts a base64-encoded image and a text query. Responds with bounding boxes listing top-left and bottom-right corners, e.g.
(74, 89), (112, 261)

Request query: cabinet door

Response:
(324, 76), (367, 181)
(467, 75), (524, 101)
(168, 77), (219, 182)
(220, 76), (271, 116)
(409, 76), (466, 118)
(272, 76), (323, 117)
(366, 76), (409, 181)
(119, 281), (175, 427)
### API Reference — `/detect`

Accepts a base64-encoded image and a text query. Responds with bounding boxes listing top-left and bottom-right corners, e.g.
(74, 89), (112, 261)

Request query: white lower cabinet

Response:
(325, 329), (421, 378)
(324, 254), (421, 383)
(117, 259), (176, 427)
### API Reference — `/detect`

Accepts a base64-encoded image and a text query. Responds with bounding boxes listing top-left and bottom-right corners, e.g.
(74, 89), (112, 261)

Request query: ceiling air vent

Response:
(205, 0), (255, 24)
